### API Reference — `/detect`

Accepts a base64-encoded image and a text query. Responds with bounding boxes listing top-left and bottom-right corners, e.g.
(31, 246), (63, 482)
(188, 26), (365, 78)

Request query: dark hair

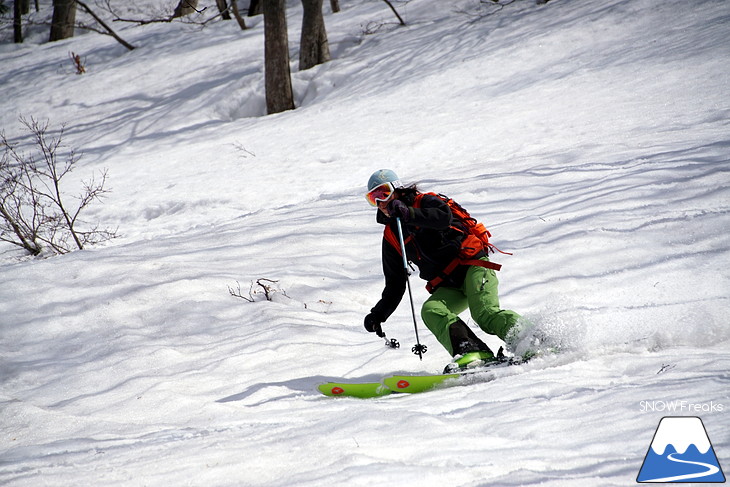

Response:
(394, 184), (420, 205)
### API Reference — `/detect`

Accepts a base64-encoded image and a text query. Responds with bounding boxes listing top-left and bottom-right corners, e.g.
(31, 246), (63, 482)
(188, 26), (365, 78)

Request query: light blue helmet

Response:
(367, 169), (402, 191)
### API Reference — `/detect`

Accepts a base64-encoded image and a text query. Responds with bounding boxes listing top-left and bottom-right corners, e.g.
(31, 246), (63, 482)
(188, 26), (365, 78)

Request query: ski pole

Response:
(383, 334), (400, 349)
(395, 217), (427, 360)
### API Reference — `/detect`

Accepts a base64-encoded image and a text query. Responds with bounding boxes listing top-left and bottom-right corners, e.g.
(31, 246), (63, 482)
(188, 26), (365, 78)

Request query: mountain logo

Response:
(637, 416), (726, 483)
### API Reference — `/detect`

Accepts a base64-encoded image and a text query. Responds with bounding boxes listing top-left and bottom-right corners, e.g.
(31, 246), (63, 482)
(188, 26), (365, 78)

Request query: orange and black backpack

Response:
(383, 192), (510, 293)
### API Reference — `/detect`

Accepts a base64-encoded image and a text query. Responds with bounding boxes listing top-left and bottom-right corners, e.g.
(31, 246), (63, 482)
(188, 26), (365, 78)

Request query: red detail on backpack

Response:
(416, 192), (512, 258)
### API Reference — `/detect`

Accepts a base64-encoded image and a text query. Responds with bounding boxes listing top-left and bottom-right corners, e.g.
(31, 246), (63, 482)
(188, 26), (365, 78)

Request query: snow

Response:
(1, 0), (729, 485)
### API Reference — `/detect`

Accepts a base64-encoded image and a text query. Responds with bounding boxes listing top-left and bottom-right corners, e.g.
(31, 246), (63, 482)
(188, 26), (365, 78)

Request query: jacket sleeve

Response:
(370, 237), (406, 323)
(408, 194), (452, 230)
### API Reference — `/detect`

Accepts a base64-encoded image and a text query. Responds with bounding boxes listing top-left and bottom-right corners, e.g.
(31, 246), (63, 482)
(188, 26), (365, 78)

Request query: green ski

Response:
(317, 382), (392, 398)
(382, 374), (461, 394)
(318, 372), (486, 398)
(317, 356), (527, 398)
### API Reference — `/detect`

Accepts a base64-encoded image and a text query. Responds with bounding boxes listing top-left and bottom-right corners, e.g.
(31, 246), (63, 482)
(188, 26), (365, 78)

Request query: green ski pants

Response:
(421, 259), (521, 356)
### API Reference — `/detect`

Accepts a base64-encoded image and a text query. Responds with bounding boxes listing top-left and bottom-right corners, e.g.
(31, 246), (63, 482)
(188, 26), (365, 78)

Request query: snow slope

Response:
(1, 0), (729, 485)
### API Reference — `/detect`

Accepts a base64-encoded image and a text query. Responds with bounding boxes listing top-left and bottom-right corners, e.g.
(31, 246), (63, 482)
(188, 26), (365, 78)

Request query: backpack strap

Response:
(383, 225), (411, 256)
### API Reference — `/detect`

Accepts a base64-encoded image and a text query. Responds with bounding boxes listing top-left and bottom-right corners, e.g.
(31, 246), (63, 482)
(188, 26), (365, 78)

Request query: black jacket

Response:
(370, 192), (485, 323)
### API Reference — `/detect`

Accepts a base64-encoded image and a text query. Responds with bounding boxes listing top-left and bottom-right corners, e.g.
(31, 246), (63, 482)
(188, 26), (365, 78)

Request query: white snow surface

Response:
(1, 0), (729, 485)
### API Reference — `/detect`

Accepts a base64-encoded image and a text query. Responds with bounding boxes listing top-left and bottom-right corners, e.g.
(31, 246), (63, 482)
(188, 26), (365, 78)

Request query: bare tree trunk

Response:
(14, 0), (23, 43)
(49, 0), (77, 41)
(216, 0), (232, 20)
(330, 0), (340, 13)
(263, 0), (295, 114)
(230, 0), (248, 30)
(299, 0), (330, 71)
(249, 0), (263, 16)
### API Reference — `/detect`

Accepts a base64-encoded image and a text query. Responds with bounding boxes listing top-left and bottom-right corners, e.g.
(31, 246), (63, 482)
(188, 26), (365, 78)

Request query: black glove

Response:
(387, 199), (410, 222)
(364, 313), (385, 338)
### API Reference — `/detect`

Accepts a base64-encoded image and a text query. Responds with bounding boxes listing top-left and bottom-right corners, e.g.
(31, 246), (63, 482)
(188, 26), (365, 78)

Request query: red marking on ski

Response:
(332, 387), (345, 395)
(397, 380), (410, 389)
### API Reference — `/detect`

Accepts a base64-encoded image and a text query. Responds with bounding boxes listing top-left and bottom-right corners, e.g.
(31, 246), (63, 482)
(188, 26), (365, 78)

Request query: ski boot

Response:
(443, 319), (499, 373)
(443, 350), (497, 373)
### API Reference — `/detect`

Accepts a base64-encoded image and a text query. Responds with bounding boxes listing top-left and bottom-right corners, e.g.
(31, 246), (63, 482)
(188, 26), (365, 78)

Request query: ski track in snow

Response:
(1, 0), (729, 485)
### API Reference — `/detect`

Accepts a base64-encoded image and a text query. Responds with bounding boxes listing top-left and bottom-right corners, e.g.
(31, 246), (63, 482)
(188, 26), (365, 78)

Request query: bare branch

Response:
(74, 0), (136, 51)
(228, 278), (288, 302)
(228, 280), (255, 301)
(0, 117), (118, 256)
(381, 0), (406, 26)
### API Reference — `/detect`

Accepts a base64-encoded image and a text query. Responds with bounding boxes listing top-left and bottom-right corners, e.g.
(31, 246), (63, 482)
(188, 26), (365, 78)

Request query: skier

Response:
(363, 169), (523, 369)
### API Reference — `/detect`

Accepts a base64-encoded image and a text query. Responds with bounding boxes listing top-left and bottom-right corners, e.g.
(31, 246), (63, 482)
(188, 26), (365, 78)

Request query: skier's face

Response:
(377, 196), (394, 216)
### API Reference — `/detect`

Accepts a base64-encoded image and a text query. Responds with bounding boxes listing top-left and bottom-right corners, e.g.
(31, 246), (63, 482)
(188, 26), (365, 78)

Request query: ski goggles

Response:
(365, 181), (398, 206)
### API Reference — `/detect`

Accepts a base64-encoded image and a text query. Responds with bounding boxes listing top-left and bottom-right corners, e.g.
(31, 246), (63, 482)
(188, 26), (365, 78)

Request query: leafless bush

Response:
(228, 278), (288, 302)
(0, 117), (117, 256)
(69, 51), (86, 74)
